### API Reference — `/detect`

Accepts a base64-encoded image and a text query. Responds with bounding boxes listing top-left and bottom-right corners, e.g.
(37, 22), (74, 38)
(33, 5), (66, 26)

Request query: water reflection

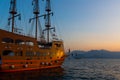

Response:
(0, 67), (64, 80)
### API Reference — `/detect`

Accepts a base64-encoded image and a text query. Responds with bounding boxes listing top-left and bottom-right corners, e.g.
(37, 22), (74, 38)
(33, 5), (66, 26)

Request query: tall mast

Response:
(33, 0), (39, 39)
(30, 0), (54, 41)
(45, 0), (52, 43)
(8, 0), (20, 33)
(30, 0), (40, 39)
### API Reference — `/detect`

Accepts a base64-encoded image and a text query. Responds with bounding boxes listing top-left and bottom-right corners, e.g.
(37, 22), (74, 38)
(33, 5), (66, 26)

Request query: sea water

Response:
(1, 59), (120, 80)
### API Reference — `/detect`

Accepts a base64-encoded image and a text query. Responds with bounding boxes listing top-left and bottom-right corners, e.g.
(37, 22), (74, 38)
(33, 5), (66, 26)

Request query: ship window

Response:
(36, 52), (40, 56)
(43, 53), (47, 56)
(26, 51), (34, 56)
(50, 57), (52, 59)
(17, 51), (23, 56)
(26, 52), (30, 56)
(15, 39), (25, 44)
(55, 44), (61, 47)
(38, 42), (52, 49)
(46, 42), (52, 46)
(26, 41), (34, 46)
(2, 50), (14, 56)
(2, 38), (14, 43)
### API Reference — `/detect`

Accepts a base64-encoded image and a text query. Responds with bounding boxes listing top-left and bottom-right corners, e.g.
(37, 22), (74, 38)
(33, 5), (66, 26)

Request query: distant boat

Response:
(0, 0), (66, 72)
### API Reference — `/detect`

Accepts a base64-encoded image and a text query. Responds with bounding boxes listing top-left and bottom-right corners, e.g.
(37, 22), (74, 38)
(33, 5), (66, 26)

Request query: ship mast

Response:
(8, 0), (21, 33)
(45, 0), (53, 43)
(33, 0), (39, 39)
(29, 0), (40, 39)
(30, 0), (54, 42)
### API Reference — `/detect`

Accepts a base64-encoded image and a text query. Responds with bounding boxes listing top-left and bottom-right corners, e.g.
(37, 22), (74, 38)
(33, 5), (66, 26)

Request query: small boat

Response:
(0, 0), (66, 72)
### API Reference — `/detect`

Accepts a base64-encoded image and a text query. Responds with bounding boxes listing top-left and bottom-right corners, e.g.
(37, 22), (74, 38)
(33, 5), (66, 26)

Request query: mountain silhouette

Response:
(70, 50), (120, 59)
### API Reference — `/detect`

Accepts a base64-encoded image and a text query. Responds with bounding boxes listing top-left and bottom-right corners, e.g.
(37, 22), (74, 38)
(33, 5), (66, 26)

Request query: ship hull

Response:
(0, 62), (64, 72)
(0, 66), (61, 72)
(0, 29), (66, 72)
(0, 57), (65, 72)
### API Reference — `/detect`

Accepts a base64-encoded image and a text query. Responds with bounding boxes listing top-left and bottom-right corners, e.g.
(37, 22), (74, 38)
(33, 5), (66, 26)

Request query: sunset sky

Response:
(1, 0), (120, 51)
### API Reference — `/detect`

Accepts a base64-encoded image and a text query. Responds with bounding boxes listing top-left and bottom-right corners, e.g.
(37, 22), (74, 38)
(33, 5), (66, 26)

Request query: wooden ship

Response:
(0, 0), (66, 72)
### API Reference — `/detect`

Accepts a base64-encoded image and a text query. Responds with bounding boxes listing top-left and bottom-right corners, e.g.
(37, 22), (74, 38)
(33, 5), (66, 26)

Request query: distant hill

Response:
(69, 50), (120, 59)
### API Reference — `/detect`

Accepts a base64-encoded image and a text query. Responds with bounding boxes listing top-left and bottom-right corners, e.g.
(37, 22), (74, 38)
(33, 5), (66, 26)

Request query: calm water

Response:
(1, 59), (120, 80)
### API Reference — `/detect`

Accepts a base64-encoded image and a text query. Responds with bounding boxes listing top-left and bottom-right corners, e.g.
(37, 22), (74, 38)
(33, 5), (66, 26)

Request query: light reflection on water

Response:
(63, 59), (120, 80)
(1, 59), (120, 80)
